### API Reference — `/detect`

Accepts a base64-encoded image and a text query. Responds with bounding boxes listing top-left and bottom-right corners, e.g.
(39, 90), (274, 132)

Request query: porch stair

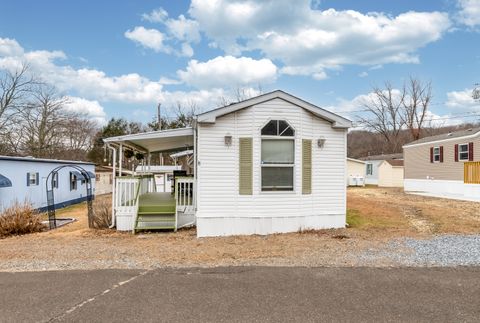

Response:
(134, 192), (176, 233)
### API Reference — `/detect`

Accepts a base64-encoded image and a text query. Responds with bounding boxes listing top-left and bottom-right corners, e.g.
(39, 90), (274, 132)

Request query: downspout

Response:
(107, 144), (117, 229)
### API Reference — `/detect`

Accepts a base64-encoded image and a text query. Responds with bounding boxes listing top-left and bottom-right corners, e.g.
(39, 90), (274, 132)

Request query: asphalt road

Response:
(0, 267), (479, 322)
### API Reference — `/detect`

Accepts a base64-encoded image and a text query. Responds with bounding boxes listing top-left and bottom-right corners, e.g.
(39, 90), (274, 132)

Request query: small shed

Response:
(346, 158), (366, 186)
(378, 160), (404, 187)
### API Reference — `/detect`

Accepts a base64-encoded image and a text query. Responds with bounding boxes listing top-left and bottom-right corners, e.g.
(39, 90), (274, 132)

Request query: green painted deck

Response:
(138, 192), (176, 214)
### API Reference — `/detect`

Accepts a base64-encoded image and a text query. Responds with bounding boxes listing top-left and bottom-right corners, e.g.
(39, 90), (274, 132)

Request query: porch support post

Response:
(108, 144), (117, 228)
(148, 152), (151, 172)
(193, 123), (197, 211)
(119, 143), (123, 177)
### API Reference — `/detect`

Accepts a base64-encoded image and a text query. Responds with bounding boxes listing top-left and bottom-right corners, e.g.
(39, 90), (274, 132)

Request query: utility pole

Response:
(473, 84), (480, 101)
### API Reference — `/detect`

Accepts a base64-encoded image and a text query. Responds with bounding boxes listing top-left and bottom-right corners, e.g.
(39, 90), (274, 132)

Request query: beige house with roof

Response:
(403, 128), (480, 200)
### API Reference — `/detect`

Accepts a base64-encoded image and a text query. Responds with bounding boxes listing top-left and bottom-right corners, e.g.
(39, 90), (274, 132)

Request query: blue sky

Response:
(0, 0), (479, 126)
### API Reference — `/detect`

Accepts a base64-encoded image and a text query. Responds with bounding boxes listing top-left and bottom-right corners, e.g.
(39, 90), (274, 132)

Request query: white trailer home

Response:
(104, 90), (352, 237)
(0, 156), (95, 212)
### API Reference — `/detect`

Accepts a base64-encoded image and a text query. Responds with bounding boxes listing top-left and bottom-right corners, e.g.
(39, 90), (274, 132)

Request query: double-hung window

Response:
(27, 172), (38, 186)
(433, 147), (440, 162)
(261, 120), (295, 191)
(458, 144), (469, 161)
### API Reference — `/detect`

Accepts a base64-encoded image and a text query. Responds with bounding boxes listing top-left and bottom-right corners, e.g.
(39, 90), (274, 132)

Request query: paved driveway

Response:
(1, 267), (479, 322)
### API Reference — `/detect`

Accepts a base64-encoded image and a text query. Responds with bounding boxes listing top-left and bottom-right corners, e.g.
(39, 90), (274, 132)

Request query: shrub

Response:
(92, 198), (112, 229)
(0, 203), (46, 238)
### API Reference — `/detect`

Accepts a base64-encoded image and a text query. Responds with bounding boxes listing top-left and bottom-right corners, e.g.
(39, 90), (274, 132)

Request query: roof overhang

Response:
(196, 90), (352, 129)
(103, 128), (194, 153)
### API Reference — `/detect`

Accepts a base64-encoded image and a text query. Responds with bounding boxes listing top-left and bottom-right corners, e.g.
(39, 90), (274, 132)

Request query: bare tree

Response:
(0, 64), (37, 153)
(19, 85), (71, 157)
(401, 77), (432, 141)
(357, 82), (405, 153)
(61, 116), (99, 160)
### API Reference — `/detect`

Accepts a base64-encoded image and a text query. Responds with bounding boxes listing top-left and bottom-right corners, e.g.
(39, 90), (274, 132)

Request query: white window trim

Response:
(433, 146), (441, 163)
(458, 143), (469, 161)
(260, 119), (296, 192)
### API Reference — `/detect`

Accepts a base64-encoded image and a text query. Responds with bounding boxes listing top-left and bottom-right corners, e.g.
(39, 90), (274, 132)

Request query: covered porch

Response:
(103, 127), (196, 233)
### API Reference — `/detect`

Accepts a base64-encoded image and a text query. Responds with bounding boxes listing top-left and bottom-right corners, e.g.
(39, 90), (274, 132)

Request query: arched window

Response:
(261, 120), (294, 191)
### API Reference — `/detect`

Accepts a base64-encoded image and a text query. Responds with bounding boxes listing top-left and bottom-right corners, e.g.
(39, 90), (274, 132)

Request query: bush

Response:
(92, 198), (112, 229)
(0, 203), (46, 238)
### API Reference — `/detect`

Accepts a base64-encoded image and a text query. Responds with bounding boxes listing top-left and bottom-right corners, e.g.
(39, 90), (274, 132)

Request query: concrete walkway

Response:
(1, 267), (479, 322)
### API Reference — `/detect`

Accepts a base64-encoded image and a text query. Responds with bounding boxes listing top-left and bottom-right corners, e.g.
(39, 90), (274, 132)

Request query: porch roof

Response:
(103, 127), (194, 153)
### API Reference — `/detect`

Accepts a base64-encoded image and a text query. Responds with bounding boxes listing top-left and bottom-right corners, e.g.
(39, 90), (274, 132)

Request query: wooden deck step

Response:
(135, 192), (177, 233)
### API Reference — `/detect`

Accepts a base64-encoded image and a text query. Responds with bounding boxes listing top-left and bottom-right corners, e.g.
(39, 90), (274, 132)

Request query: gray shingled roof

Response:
(404, 127), (480, 146)
(359, 153), (403, 161)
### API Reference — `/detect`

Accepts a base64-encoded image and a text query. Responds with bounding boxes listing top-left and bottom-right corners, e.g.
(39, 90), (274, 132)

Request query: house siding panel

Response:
(196, 98), (347, 236)
(404, 136), (480, 181)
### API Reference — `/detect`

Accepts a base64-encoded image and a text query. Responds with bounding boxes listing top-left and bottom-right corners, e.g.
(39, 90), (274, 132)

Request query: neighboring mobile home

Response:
(403, 128), (480, 200)
(346, 158), (366, 186)
(359, 153), (403, 185)
(0, 156), (95, 211)
(95, 166), (113, 195)
(104, 90), (352, 237)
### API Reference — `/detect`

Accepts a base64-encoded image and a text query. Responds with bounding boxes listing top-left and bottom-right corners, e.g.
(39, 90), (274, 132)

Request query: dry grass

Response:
(347, 187), (480, 236)
(0, 188), (479, 271)
(0, 203), (46, 238)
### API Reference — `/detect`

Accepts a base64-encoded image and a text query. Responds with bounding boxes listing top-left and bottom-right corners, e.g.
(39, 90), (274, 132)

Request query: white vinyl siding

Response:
(196, 98), (347, 236)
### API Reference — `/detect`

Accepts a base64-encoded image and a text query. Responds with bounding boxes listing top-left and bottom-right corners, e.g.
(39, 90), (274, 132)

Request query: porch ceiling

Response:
(103, 127), (194, 153)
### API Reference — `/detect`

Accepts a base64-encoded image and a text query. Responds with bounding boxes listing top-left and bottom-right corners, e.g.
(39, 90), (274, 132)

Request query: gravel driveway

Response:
(357, 234), (480, 266)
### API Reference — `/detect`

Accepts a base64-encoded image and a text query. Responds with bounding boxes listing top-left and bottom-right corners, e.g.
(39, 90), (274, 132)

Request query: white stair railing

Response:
(175, 177), (195, 230)
(114, 175), (156, 231)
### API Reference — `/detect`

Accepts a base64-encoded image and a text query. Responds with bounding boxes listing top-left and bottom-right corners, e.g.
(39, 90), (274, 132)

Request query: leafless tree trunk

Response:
(357, 82), (405, 153)
(401, 77), (432, 141)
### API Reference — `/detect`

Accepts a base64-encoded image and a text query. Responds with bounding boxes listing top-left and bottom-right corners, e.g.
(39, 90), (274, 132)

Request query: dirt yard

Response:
(0, 187), (479, 271)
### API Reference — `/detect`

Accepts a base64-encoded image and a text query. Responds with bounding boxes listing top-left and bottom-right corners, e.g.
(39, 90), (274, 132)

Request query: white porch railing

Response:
(175, 177), (195, 229)
(114, 175), (155, 231)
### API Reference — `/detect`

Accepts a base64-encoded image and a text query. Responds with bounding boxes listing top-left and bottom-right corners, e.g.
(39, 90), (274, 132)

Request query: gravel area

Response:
(357, 234), (480, 266)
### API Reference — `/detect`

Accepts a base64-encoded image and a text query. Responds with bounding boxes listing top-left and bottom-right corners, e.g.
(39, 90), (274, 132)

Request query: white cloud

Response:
(456, 0), (480, 28)
(0, 37), (164, 104)
(446, 88), (480, 111)
(64, 96), (107, 125)
(358, 71), (368, 78)
(177, 55), (277, 89)
(142, 8), (169, 23)
(131, 8), (200, 57)
(188, 0), (451, 78)
(124, 26), (171, 54)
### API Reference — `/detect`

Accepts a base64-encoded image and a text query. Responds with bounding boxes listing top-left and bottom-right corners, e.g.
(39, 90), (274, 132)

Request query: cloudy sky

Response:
(0, 0), (479, 126)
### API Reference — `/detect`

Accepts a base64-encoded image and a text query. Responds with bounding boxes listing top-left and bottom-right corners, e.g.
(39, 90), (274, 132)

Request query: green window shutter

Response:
(302, 139), (312, 194)
(239, 137), (253, 195)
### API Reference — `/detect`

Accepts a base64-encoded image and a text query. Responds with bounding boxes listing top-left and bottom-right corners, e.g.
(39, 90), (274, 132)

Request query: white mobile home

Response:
(104, 90), (352, 237)
(346, 158), (366, 186)
(0, 156), (95, 211)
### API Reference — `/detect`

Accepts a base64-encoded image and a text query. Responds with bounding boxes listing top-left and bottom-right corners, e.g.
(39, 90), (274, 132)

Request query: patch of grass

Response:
(0, 203), (47, 238)
(346, 209), (366, 228)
